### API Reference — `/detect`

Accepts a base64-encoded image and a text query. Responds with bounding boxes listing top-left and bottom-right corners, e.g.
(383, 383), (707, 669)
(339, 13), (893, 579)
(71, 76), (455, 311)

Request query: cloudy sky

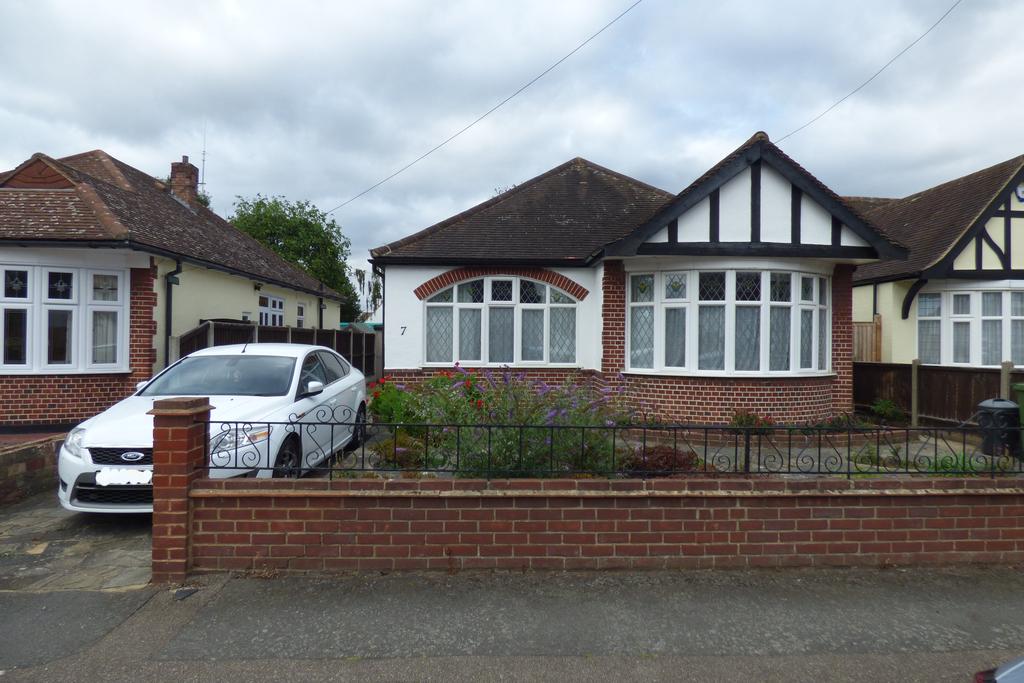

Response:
(1, 0), (1018, 285)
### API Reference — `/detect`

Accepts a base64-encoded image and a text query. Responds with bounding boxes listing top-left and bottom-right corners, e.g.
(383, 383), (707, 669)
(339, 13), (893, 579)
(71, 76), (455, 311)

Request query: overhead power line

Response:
(776, 0), (963, 143)
(325, 0), (644, 214)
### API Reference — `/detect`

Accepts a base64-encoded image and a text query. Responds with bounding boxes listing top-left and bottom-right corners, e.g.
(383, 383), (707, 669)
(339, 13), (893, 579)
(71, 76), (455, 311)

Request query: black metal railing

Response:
(200, 412), (1024, 479)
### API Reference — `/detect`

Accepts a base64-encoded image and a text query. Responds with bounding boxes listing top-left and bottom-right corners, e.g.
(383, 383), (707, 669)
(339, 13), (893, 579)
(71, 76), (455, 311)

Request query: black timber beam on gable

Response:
(709, 189), (720, 242)
(604, 145), (762, 256)
(925, 163), (1024, 280)
(636, 243), (878, 259)
(791, 186), (802, 244)
(750, 160), (761, 243)
(758, 146), (905, 260)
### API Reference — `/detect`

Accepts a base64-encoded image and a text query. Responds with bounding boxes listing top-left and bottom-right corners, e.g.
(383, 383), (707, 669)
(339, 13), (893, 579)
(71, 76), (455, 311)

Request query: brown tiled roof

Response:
(0, 151), (342, 299)
(371, 157), (675, 264)
(842, 196), (895, 216)
(853, 155), (1024, 283)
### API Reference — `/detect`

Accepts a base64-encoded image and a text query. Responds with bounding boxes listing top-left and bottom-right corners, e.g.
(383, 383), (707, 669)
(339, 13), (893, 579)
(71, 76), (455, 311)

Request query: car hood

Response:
(79, 395), (289, 449)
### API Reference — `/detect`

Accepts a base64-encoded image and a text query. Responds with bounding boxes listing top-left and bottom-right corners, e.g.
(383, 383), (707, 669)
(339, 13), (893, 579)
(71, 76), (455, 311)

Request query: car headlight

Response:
(64, 427), (87, 458)
(210, 426), (272, 452)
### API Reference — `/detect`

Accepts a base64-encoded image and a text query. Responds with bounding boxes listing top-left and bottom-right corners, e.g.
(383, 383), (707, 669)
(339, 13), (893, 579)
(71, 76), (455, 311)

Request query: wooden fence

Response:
(852, 315), (881, 362)
(177, 320), (380, 379)
(853, 361), (1022, 425)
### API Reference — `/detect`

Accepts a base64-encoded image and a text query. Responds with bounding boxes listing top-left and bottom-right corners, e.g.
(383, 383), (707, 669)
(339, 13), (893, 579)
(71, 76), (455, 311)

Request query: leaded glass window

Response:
(626, 269), (830, 375)
(4, 270), (28, 299)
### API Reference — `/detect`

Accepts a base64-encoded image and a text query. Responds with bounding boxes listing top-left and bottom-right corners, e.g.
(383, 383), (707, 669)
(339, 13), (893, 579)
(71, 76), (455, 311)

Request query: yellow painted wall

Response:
(152, 257), (344, 372)
(852, 280), (917, 363)
(953, 240), (976, 270)
(852, 285), (873, 322)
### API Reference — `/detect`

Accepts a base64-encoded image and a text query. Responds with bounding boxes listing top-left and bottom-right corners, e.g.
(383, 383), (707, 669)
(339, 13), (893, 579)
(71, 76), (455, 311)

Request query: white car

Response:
(57, 344), (367, 514)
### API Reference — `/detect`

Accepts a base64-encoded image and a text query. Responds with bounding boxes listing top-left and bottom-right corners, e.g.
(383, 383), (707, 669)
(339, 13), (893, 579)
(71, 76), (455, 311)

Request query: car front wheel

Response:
(343, 404), (367, 453)
(272, 438), (301, 478)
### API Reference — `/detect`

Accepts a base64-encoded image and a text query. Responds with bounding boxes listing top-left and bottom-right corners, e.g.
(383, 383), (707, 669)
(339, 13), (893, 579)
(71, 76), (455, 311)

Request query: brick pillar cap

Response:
(148, 397), (213, 417)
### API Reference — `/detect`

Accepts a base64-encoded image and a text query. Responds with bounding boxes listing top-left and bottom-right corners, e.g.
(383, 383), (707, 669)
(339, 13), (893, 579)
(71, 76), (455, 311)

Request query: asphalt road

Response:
(2, 566), (1023, 681)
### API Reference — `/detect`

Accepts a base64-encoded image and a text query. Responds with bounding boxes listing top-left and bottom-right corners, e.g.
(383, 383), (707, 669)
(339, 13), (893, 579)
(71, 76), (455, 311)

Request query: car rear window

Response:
(141, 355), (296, 397)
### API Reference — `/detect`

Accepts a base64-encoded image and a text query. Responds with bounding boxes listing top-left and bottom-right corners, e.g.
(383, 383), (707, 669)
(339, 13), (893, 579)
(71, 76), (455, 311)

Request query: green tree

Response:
(230, 195), (360, 321)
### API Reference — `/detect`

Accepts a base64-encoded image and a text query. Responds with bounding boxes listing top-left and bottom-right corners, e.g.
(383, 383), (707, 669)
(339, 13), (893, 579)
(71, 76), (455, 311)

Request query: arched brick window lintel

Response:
(413, 267), (590, 301)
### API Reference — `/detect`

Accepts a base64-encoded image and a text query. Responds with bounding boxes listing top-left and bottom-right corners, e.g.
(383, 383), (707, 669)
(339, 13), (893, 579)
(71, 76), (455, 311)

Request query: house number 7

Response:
(401, 326), (407, 336)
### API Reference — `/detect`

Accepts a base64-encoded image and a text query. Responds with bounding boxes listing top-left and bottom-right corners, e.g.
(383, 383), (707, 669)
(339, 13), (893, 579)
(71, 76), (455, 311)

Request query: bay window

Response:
(0, 265), (129, 373)
(424, 277), (577, 365)
(626, 269), (830, 375)
(918, 288), (1024, 366)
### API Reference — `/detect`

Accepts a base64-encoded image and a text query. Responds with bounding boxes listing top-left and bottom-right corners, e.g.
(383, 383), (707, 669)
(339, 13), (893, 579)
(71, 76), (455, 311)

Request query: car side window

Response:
(299, 353), (327, 391)
(319, 352), (348, 383)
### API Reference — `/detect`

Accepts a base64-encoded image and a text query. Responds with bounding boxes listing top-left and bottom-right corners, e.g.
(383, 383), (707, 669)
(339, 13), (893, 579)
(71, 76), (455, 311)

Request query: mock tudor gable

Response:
(372, 133), (903, 424)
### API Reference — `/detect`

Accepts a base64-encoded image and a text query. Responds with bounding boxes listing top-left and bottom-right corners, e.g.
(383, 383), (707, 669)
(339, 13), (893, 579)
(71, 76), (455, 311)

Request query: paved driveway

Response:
(0, 492), (151, 591)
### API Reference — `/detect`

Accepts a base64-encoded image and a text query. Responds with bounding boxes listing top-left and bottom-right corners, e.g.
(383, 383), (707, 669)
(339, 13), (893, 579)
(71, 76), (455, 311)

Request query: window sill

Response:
(421, 363), (583, 370)
(0, 367), (133, 376)
(622, 369), (837, 380)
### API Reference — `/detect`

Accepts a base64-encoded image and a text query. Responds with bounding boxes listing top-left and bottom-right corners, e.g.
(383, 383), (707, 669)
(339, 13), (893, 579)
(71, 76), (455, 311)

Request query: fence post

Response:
(872, 314), (882, 362)
(149, 397), (212, 584)
(206, 320), (215, 348)
(1001, 361), (1013, 400)
(911, 358), (920, 427)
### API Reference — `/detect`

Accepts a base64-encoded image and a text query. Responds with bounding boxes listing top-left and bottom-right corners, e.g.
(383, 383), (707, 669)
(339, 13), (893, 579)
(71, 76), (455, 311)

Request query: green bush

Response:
(869, 398), (905, 423)
(366, 366), (634, 477)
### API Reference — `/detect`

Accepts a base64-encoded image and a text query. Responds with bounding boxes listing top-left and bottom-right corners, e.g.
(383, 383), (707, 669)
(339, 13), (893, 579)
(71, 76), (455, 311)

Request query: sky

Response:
(1, 0), (1019, 296)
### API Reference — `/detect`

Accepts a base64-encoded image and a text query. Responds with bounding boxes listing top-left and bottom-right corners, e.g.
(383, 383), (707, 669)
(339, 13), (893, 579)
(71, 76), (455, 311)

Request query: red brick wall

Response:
(184, 477), (1024, 575)
(388, 262), (856, 425)
(0, 263), (157, 426)
(0, 436), (61, 505)
(831, 264), (854, 414)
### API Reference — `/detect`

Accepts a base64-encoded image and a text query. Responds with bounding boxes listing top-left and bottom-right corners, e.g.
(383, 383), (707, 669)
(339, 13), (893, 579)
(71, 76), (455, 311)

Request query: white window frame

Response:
(296, 304), (305, 329)
(422, 276), (579, 368)
(919, 286), (1024, 367)
(0, 264), (130, 374)
(625, 268), (831, 377)
(259, 294), (285, 327)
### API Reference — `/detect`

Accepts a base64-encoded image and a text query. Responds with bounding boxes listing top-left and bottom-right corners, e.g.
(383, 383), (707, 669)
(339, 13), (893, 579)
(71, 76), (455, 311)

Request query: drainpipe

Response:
(373, 262), (385, 373)
(317, 296), (324, 329)
(164, 260), (183, 367)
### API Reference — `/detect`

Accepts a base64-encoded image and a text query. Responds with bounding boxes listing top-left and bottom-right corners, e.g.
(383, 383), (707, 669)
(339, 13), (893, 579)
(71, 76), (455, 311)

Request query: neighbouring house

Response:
(370, 132), (905, 423)
(851, 154), (1024, 368)
(0, 151), (347, 427)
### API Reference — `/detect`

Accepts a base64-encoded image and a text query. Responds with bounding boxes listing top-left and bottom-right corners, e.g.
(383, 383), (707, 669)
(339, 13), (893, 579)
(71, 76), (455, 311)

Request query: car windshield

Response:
(140, 355), (296, 397)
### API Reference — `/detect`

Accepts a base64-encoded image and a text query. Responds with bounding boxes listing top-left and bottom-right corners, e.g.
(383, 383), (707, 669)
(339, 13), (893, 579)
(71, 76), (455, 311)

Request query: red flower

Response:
(367, 381), (377, 389)
(476, 399), (484, 409)
(464, 380), (472, 389)
(372, 391), (381, 399)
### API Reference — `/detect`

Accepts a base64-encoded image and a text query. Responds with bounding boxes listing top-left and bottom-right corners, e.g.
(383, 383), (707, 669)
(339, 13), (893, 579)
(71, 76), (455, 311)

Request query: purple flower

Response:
(395, 384), (406, 390)
(455, 364), (469, 375)
(605, 420), (615, 427)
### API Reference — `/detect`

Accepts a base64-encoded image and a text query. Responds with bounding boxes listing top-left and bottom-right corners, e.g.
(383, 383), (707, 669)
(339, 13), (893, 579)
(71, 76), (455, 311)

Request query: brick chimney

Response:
(169, 155), (198, 205)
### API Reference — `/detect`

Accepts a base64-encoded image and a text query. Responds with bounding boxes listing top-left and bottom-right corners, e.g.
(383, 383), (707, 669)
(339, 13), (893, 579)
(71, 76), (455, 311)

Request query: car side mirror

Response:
(135, 380), (148, 393)
(303, 380), (324, 397)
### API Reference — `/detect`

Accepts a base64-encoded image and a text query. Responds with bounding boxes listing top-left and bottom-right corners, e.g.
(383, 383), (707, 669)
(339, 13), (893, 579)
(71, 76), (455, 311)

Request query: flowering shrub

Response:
(728, 410), (775, 435)
(366, 365), (634, 476)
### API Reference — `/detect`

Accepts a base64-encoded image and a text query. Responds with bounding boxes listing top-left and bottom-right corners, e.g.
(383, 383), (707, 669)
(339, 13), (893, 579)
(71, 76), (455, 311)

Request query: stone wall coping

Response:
(189, 481), (1024, 499)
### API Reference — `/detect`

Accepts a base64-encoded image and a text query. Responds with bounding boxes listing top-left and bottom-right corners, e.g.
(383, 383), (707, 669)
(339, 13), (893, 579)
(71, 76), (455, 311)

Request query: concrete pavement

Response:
(3, 566), (1023, 681)
(0, 492), (150, 591)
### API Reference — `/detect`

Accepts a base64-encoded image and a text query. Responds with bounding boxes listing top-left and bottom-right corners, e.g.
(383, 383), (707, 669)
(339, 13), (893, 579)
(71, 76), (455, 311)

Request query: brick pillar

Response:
(129, 262), (158, 381)
(150, 397), (211, 584)
(600, 260), (626, 375)
(831, 264), (854, 414)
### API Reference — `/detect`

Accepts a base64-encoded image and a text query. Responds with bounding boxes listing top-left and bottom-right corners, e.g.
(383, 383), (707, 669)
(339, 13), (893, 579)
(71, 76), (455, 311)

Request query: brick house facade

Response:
(371, 133), (904, 424)
(0, 150), (346, 428)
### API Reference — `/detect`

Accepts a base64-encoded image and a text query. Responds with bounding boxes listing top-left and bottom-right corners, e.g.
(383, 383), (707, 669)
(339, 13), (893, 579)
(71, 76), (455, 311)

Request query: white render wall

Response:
(381, 265), (602, 370)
